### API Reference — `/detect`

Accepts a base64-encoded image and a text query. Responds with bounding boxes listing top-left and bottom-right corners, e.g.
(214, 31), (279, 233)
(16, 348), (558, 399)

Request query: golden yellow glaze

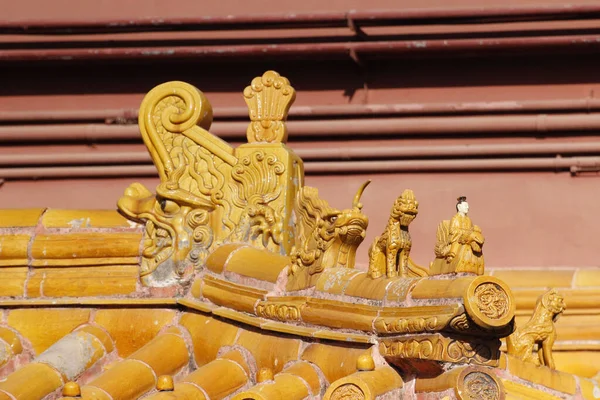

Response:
(282, 361), (322, 395)
(82, 359), (156, 399)
(0, 235), (29, 266)
(301, 344), (371, 383)
(41, 209), (137, 228)
(0, 363), (63, 399)
(504, 354), (577, 394)
(0, 266), (28, 296)
(200, 275), (267, 314)
(0, 71), (595, 400)
(155, 375), (174, 391)
(324, 366), (404, 400)
(231, 372), (309, 400)
(416, 366), (505, 400)
(502, 379), (562, 400)
(579, 378), (600, 400)
(150, 350), (250, 399)
(26, 265), (139, 297)
(212, 244), (290, 283)
(8, 308), (91, 354)
(93, 309), (176, 357)
(236, 329), (301, 374)
(179, 312), (240, 366)
(31, 232), (141, 266)
(62, 382), (82, 397)
(507, 289), (565, 369)
(0, 208), (44, 227)
(368, 189), (426, 278)
(0, 327), (22, 358)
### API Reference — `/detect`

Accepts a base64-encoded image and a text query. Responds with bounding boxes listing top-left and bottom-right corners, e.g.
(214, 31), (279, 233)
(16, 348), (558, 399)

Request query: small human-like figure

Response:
(506, 289), (566, 369)
(429, 196), (485, 275)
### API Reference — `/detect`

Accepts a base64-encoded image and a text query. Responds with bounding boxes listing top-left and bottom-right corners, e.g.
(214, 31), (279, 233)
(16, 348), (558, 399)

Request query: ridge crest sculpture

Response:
(0, 70), (580, 399)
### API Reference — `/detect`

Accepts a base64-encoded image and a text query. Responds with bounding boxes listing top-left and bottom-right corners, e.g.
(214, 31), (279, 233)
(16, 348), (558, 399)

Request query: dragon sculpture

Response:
(289, 181), (371, 277)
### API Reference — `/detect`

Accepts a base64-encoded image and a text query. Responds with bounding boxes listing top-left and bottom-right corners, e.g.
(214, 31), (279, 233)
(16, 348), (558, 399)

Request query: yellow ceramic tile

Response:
(493, 269), (574, 288)
(315, 267), (363, 295)
(26, 265), (138, 297)
(0, 267), (27, 297)
(41, 209), (137, 229)
(222, 246), (290, 283)
(0, 235), (30, 267)
(506, 354), (576, 394)
(0, 209), (44, 228)
(301, 298), (377, 332)
(84, 359), (156, 399)
(553, 351), (600, 378)
(180, 312), (239, 367)
(260, 321), (317, 337)
(190, 277), (203, 298)
(502, 379), (562, 400)
(31, 233), (142, 262)
(282, 361), (322, 395)
(574, 269), (600, 288)
(385, 277), (420, 303)
(301, 343), (371, 383)
(344, 272), (389, 300)
(129, 330), (188, 377)
(78, 324), (114, 353)
(177, 298), (216, 313)
(201, 277), (265, 314)
(580, 378), (600, 400)
(181, 356), (248, 399)
(312, 330), (371, 343)
(0, 363), (63, 398)
(205, 243), (248, 274)
(325, 367), (403, 399)
(513, 288), (600, 311)
(410, 276), (474, 299)
(0, 327), (22, 356)
(236, 329), (301, 374)
(93, 309), (176, 357)
(232, 373), (309, 400)
(7, 308), (91, 355)
(212, 307), (265, 328)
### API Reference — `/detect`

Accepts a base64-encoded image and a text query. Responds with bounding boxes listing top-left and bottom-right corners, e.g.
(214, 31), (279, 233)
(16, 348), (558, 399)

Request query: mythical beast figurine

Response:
(289, 181), (371, 276)
(506, 288), (566, 369)
(368, 189), (428, 278)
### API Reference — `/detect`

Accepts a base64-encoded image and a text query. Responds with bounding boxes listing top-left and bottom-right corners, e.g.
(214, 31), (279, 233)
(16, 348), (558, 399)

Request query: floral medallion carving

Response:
(462, 371), (501, 400)
(475, 283), (510, 320)
(329, 383), (365, 400)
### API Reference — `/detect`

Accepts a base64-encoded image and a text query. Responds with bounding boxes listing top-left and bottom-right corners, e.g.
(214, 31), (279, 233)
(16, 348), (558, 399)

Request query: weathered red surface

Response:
(2, 0), (600, 272)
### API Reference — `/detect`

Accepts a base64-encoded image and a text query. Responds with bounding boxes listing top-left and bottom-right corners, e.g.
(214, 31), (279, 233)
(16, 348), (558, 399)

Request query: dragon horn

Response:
(352, 180), (372, 210)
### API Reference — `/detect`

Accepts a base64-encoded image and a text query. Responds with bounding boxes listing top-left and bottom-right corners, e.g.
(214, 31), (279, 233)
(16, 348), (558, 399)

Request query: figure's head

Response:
(456, 196), (469, 214)
(541, 288), (566, 320)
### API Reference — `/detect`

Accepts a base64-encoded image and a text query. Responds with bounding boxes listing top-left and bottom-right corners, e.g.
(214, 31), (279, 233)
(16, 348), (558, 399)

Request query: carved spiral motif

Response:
(462, 372), (500, 400)
(447, 341), (494, 364)
(330, 384), (365, 400)
(475, 283), (510, 320)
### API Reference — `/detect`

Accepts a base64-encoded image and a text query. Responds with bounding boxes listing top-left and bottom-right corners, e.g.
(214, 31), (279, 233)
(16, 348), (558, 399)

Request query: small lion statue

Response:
(506, 288), (566, 369)
(368, 189), (427, 278)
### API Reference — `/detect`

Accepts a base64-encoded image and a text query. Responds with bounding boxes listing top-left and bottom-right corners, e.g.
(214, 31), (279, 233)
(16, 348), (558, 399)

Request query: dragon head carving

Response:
(118, 166), (215, 286)
(290, 181), (370, 276)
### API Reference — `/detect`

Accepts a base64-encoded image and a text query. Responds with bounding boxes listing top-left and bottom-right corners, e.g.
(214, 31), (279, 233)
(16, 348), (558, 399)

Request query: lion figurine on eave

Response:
(507, 288), (566, 369)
